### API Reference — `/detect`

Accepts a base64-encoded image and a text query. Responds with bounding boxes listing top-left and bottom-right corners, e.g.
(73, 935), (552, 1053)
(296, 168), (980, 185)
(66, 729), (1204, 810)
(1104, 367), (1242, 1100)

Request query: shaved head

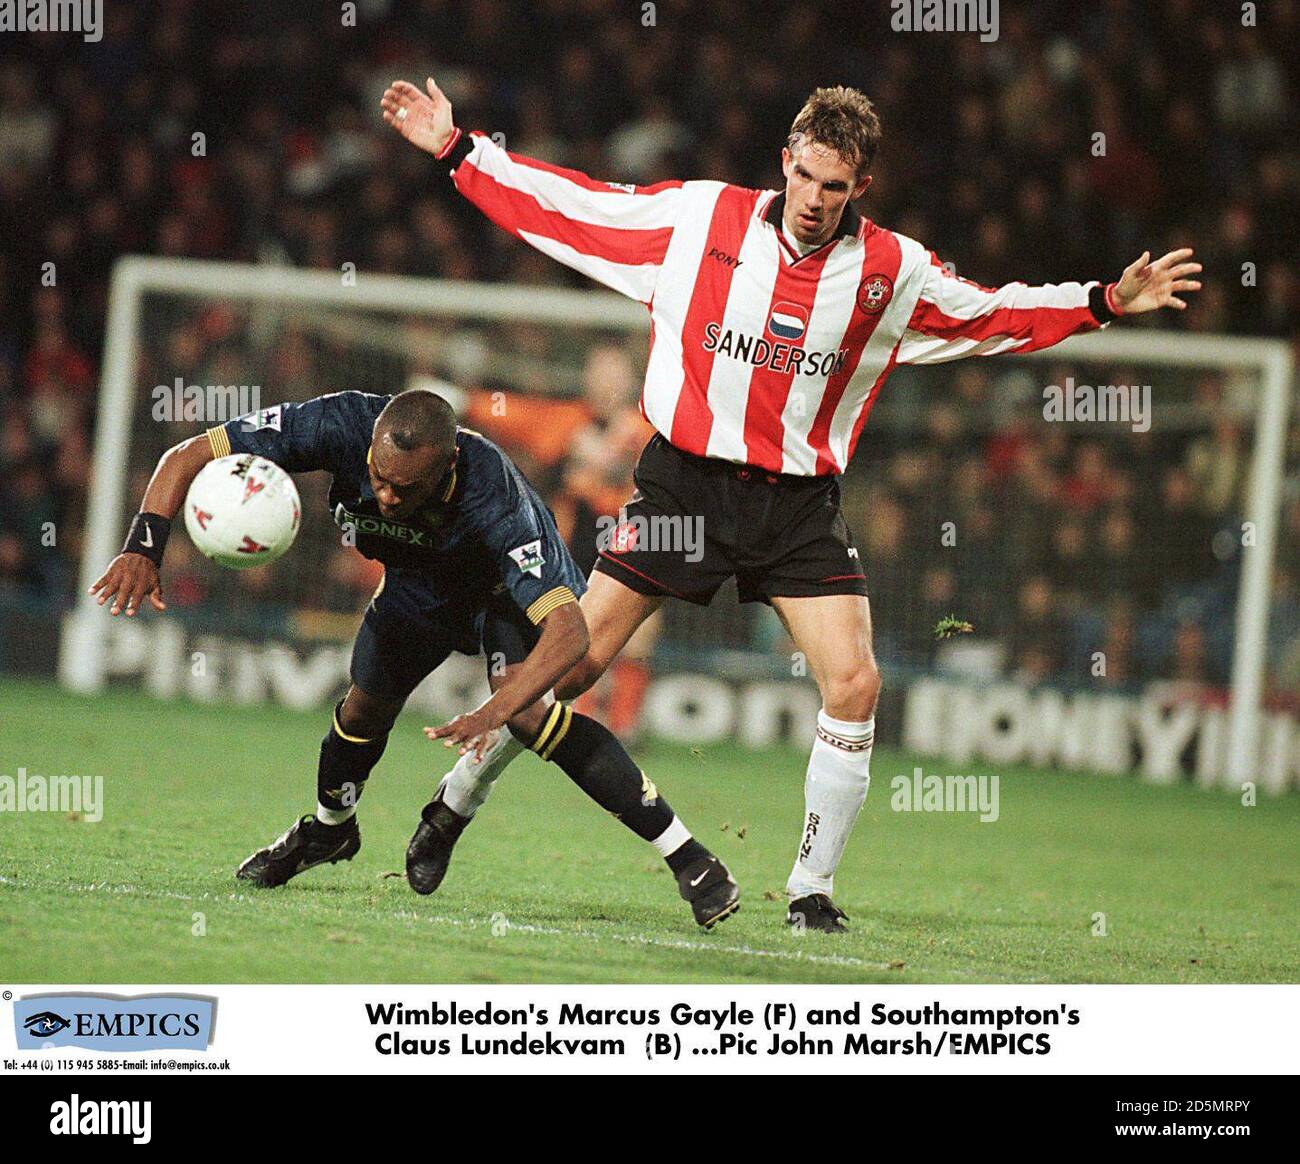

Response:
(369, 390), (459, 519)
(375, 389), (457, 456)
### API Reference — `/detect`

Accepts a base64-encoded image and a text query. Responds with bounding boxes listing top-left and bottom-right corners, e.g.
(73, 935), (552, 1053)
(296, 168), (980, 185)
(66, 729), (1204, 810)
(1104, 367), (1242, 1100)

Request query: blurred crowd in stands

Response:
(0, 0), (1296, 700)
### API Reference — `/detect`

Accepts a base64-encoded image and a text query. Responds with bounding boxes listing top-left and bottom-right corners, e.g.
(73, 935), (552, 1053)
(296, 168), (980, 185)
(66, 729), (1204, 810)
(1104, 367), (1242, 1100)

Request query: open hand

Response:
(1112, 248), (1202, 314)
(380, 78), (456, 157)
(89, 553), (166, 617)
(424, 708), (504, 762)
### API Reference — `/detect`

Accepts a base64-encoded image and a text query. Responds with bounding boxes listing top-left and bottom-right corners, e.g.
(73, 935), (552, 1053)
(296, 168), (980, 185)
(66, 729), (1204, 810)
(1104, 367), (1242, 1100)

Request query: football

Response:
(183, 453), (301, 569)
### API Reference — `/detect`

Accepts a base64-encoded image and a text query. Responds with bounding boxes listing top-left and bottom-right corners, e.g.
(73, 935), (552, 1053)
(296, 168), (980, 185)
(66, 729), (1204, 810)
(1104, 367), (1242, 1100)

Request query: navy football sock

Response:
(316, 700), (388, 821)
(529, 706), (676, 844)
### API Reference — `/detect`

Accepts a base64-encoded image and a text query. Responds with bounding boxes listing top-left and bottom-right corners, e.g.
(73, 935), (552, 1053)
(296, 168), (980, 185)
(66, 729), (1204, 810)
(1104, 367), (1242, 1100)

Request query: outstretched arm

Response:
(381, 77), (683, 303)
(426, 602), (590, 759)
(88, 435), (214, 616)
(897, 247), (1202, 365)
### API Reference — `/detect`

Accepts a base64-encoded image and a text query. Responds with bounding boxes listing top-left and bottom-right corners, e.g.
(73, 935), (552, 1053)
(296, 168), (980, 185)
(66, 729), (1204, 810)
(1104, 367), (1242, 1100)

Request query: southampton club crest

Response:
(608, 520), (639, 554)
(857, 273), (894, 314)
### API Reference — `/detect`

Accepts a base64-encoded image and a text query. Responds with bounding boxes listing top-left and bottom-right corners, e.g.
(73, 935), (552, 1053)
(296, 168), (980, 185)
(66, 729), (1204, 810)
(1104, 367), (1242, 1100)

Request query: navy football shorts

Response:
(594, 434), (868, 606)
(349, 569), (540, 703)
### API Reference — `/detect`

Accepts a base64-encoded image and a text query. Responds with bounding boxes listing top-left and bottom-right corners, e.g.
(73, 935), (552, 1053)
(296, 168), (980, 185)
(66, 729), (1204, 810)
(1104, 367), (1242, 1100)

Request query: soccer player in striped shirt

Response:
(382, 79), (1200, 932)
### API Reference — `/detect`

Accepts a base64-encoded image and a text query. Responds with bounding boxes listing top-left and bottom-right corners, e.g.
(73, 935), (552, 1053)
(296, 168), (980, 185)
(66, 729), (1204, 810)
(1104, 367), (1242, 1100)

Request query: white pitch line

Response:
(424, 913), (882, 970)
(4, 876), (894, 972)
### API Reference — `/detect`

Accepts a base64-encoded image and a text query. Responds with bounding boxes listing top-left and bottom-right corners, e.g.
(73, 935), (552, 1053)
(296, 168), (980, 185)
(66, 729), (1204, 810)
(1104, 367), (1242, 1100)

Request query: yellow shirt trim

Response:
(206, 426), (231, 459)
(525, 586), (578, 625)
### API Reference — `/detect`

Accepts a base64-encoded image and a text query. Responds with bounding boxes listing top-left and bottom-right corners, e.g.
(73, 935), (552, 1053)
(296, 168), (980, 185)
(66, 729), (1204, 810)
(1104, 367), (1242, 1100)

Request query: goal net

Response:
(62, 257), (1297, 792)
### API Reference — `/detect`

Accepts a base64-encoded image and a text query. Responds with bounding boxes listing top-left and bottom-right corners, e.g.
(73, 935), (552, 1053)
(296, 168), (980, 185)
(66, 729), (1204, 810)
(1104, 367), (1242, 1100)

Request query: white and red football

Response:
(183, 453), (301, 570)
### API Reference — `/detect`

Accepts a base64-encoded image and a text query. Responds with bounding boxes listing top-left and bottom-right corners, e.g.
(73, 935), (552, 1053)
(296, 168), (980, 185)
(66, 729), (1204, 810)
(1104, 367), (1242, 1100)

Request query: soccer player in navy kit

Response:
(89, 388), (739, 929)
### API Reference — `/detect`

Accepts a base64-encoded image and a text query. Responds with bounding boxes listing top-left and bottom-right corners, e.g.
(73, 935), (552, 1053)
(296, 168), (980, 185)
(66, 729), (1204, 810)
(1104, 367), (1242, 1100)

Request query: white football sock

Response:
(316, 803), (355, 826)
(650, 815), (691, 858)
(438, 730), (525, 818)
(786, 711), (874, 901)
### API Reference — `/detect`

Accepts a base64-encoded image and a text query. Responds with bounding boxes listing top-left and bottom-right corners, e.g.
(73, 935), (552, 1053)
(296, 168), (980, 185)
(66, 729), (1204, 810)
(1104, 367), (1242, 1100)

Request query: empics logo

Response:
(23, 1011), (71, 1037)
(14, 994), (216, 1052)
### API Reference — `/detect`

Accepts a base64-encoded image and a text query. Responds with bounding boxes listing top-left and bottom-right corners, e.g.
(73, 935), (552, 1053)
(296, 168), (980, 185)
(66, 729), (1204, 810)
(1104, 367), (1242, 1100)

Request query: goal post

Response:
(66, 255), (1295, 788)
(1042, 327), (1294, 785)
(64, 255), (650, 699)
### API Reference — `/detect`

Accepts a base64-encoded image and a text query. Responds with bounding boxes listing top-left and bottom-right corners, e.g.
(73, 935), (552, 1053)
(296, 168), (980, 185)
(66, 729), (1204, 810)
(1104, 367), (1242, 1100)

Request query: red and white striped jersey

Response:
(447, 130), (1111, 477)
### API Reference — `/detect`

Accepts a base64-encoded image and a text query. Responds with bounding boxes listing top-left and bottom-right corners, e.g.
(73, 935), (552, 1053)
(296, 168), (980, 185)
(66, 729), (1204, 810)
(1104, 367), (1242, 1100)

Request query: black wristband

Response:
(1089, 282), (1119, 324)
(123, 512), (171, 567)
(438, 127), (474, 171)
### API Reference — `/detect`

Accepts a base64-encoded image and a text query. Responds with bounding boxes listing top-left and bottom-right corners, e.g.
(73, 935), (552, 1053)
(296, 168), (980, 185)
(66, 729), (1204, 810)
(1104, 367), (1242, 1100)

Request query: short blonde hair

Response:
(788, 86), (881, 177)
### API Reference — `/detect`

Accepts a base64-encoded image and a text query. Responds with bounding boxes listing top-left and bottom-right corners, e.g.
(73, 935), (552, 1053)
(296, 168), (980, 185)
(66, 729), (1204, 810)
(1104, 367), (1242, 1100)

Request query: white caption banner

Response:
(2, 985), (1295, 1075)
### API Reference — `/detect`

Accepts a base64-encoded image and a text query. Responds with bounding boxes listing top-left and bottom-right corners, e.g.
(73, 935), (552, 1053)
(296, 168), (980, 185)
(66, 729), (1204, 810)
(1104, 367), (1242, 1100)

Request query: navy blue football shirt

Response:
(205, 392), (585, 625)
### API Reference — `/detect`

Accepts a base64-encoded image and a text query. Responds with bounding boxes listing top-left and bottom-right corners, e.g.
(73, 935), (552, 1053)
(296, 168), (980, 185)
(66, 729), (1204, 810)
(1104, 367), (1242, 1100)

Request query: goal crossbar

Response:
(70, 256), (1295, 786)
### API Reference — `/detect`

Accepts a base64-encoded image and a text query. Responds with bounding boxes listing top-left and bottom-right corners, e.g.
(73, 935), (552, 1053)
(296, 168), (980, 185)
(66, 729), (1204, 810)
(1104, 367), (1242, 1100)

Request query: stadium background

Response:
(3, 1), (1296, 732)
(0, 0), (1297, 984)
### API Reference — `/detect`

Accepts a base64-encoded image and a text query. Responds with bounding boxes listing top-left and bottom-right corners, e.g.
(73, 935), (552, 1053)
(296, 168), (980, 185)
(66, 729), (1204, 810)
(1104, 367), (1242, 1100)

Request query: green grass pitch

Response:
(1, 677), (1296, 984)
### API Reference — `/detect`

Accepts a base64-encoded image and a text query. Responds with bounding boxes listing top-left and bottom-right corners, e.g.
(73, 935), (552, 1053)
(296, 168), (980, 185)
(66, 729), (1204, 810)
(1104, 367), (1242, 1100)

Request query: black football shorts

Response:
(593, 434), (868, 606)
(350, 570), (540, 703)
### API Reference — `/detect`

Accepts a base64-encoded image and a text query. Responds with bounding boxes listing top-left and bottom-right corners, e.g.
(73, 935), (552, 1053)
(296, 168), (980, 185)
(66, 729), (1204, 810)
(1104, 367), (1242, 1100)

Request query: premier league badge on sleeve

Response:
(239, 404), (282, 432)
(508, 540), (545, 578)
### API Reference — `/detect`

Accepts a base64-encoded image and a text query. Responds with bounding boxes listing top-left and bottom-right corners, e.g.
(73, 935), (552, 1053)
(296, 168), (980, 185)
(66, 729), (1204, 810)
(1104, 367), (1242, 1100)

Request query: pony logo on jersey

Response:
(508, 540), (545, 578)
(767, 302), (808, 340)
(857, 273), (894, 313)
